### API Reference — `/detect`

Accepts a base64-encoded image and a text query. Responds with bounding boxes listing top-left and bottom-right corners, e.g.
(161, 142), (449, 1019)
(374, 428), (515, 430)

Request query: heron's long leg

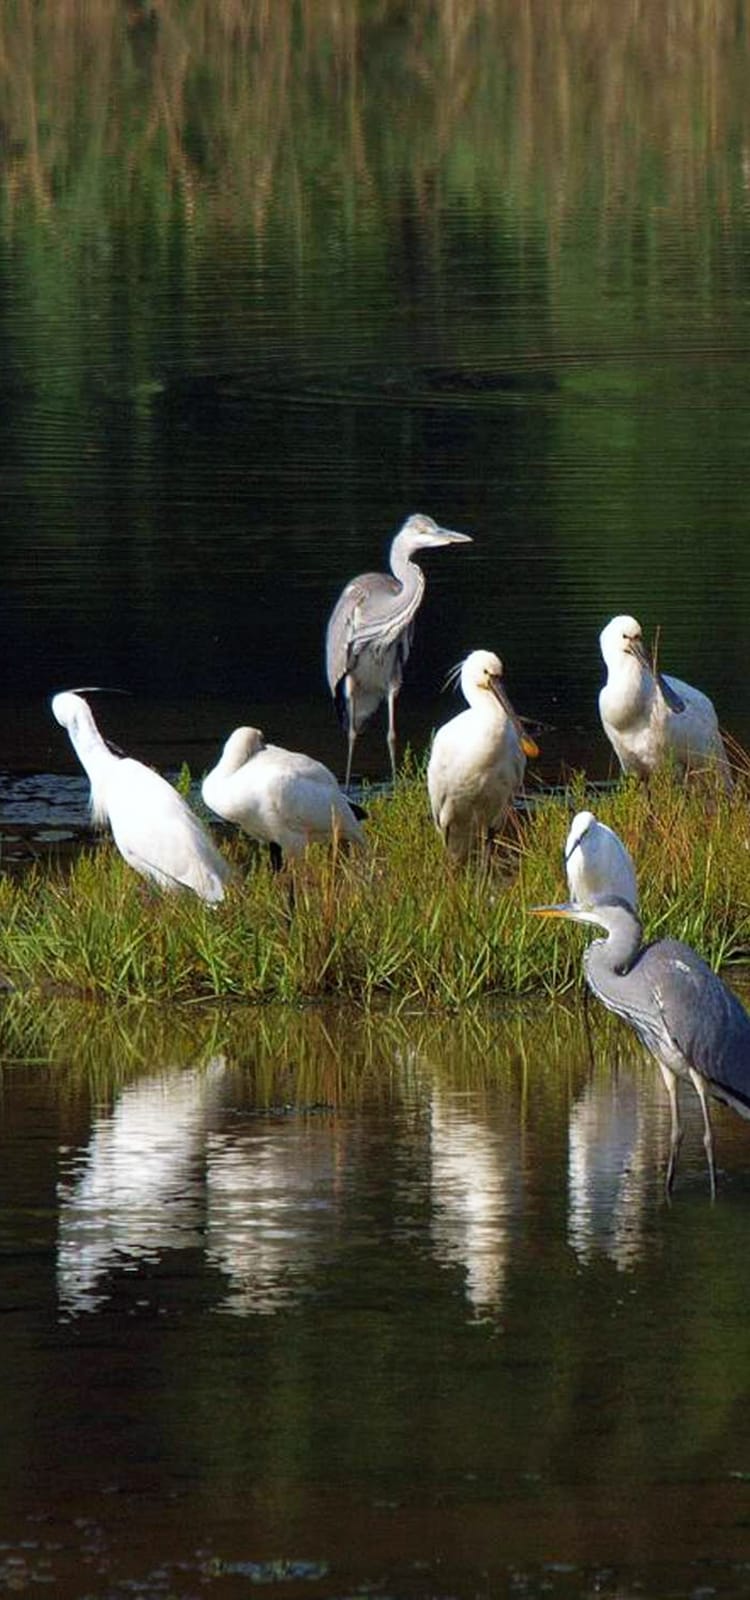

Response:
(386, 685), (398, 786)
(344, 697), (357, 792)
(688, 1067), (717, 1200)
(658, 1063), (682, 1195)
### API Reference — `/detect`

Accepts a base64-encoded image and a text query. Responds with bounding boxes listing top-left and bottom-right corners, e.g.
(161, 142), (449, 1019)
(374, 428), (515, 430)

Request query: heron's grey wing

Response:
(645, 941), (750, 1113)
(325, 572), (402, 692)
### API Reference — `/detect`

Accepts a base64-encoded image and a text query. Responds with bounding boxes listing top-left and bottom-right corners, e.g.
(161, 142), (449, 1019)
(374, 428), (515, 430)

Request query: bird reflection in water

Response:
(57, 1060), (227, 1316)
(204, 1117), (345, 1315)
(533, 896), (750, 1196)
(429, 1088), (521, 1315)
(567, 1071), (666, 1269)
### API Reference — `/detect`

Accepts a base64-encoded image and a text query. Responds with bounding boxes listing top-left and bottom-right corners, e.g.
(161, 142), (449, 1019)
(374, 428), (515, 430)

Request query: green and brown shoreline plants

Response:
(0, 757), (748, 1007)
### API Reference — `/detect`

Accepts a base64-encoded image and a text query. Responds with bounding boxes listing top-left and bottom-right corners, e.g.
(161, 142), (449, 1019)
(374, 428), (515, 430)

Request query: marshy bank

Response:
(0, 764), (748, 1006)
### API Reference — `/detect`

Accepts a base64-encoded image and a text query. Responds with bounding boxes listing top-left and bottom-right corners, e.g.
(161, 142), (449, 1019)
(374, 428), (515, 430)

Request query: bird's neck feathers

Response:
(389, 539), (427, 597)
(463, 680), (508, 724)
(603, 655), (654, 725)
(584, 919), (642, 984)
(215, 746), (246, 780)
(64, 703), (118, 825)
(88, 769), (112, 828)
(68, 707), (112, 766)
(216, 731), (263, 778)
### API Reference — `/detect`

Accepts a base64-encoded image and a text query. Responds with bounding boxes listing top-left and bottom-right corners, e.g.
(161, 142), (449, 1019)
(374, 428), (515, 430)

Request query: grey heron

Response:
(565, 809), (638, 910)
(598, 614), (731, 785)
(427, 649), (538, 865)
(531, 895), (750, 1195)
(202, 725), (366, 871)
(325, 512), (472, 788)
(52, 691), (232, 903)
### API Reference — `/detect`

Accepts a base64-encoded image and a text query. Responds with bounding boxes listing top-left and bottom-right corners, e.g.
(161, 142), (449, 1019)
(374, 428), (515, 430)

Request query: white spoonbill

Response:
(427, 649), (539, 865)
(325, 512), (472, 788)
(51, 691), (232, 903)
(598, 614), (731, 785)
(201, 726), (366, 869)
(565, 810), (638, 912)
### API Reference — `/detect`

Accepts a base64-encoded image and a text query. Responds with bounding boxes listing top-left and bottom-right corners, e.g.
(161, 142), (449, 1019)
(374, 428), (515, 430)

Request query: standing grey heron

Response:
(325, 512), (472, 788)
(531, 896), (750, 1195)
(564, 810), (638, 910)
(427, 649), (538, 865)
(598, 614), (731, 785)
(52, 691), (232, 903)
(202, 725), (366, 871)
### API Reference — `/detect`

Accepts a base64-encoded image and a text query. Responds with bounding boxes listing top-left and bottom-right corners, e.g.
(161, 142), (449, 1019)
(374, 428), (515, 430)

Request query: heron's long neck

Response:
(584, 919), (642, 987)
(389, 540), (426, 606)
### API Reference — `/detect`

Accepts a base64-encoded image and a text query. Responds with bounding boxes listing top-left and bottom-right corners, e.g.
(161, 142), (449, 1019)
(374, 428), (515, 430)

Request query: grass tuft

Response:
(0, 762), (749, 1005)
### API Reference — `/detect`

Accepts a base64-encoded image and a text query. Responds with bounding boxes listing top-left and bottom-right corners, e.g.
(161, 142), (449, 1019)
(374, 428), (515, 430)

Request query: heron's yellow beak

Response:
(521, 734), (540, 759)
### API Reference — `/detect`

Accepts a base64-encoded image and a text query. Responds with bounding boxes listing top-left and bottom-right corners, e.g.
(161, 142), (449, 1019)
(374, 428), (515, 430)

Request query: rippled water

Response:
(2, 1001), (750, 1596)
(3, 6), (750, 813)
(3, 11), (750, 1595)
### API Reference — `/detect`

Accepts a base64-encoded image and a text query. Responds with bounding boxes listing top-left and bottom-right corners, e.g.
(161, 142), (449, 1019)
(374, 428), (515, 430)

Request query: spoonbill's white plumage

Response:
(201, 726), (365, 868)
(325, 512), (472, 788)
(427, 649), (538, 865)
(51, 691), (232, 903)
(598, 614), (730, 785)
(565, 810), (638, 912)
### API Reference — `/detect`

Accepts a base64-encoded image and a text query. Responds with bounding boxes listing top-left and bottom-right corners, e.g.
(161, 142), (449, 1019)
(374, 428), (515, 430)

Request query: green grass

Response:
(1, 757), (749, 1006)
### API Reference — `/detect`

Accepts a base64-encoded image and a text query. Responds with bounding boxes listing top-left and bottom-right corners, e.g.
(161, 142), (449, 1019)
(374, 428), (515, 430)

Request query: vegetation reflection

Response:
(0, 987), (726, 1324)
(3, 0), (749, 258)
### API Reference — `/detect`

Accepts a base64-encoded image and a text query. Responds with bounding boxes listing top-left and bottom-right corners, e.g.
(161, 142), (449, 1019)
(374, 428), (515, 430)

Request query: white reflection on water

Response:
(54, 1046), (683, 1320)
(567, 1071), (664, 1271)
(204, 1118), (343, 1315)
(57, 1060), (227, 1315)
(429, 1089), (521, 1315)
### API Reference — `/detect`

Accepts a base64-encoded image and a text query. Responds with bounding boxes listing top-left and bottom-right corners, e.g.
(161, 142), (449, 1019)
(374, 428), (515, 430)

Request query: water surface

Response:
(2, 999), (750, 1597)
(2, 14), (750, 1593)
(2, 3), (750, 808)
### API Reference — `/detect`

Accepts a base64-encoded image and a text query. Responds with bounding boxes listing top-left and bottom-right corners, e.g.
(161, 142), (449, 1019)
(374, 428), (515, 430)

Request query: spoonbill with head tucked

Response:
(202, 726), (366, 871)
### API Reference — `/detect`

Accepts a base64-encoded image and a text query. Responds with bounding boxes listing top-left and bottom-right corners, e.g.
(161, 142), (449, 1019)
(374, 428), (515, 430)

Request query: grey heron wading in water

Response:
(427, 649), (539, 865)
(52, 691), (232, 903)
(325, 513), (472, 788)
(531, 896), (750, 1196)
(565, 810), (638, 911)
(202, 726), (366, 871)
(598, 614), (731, 786)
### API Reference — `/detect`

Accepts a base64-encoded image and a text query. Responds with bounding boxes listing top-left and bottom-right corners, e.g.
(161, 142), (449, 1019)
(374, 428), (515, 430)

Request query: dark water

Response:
(3, 12), (750, 1595)
(3, 998), (750, 1597)
(3, 3), (750, 810)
